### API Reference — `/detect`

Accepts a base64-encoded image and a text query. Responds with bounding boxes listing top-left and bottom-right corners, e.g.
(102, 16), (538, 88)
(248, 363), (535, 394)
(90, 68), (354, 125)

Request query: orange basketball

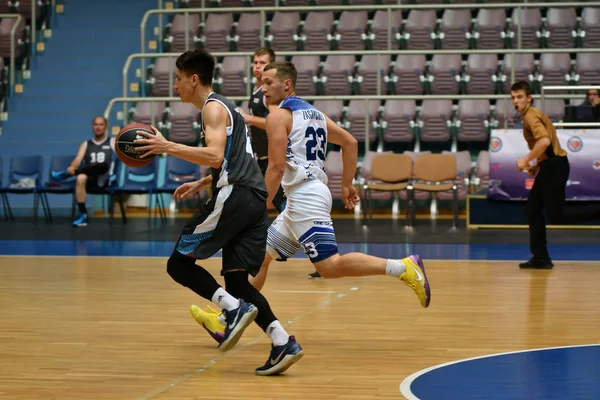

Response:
(114, 122), (156, 168)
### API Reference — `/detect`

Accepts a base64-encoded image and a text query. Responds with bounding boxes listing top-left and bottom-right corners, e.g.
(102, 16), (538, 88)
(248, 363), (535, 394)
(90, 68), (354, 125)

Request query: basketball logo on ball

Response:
(115, 122), (156, 168)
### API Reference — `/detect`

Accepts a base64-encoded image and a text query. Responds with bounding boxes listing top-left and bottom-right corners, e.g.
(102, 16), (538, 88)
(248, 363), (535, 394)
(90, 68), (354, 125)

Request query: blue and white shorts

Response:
(266, 179), (339, 264)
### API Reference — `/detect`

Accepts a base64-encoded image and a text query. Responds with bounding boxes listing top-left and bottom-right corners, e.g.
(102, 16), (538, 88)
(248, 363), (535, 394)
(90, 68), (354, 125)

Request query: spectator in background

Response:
(52, 116), (116, 227)
(582, 88), (600, 121)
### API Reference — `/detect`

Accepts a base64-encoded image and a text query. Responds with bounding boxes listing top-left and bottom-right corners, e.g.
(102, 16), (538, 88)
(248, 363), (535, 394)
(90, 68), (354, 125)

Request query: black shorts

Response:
(85, 178), (102, 191)
(175, 184), (268, 277)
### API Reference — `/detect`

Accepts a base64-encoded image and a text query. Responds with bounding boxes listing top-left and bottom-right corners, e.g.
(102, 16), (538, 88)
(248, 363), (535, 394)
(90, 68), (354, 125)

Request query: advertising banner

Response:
(488, 129), (600, 201)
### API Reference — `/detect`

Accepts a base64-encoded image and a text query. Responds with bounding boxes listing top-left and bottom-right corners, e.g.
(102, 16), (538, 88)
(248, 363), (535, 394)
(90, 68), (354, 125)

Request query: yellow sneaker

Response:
(190, 304), (226, 343)
(399, 255), (431, 308)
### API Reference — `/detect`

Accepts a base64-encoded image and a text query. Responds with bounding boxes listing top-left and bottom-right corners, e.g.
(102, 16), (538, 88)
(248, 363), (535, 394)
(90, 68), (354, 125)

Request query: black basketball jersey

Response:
(248, 85), (270, 158)
(83, 136), (114, 186)
(202, 92), (268, 199)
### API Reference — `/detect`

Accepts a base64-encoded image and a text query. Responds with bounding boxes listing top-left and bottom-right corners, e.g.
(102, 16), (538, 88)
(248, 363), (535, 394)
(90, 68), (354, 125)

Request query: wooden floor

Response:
(1, 256), (599, 400)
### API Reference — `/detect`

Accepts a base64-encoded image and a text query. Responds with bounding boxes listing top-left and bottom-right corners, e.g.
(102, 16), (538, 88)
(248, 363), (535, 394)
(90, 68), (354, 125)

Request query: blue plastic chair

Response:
(0, 156), (13, 221)
(1, 155), (44, 222)
(35, 155), (77, 223)
(155, 156), (200, 215)
(110, 158), (161, 223)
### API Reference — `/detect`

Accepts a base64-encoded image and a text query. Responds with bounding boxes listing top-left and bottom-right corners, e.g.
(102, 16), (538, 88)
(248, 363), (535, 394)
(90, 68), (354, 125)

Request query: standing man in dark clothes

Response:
(511, 81), (600, 269)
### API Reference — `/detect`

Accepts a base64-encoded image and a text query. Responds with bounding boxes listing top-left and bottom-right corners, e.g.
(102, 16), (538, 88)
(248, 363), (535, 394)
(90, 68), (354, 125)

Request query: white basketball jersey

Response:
(278, 96), (328, 191)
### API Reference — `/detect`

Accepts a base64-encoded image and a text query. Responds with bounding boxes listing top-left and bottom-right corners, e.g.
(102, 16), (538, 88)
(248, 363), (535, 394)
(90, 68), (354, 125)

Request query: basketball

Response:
(115, 122), (156, 168)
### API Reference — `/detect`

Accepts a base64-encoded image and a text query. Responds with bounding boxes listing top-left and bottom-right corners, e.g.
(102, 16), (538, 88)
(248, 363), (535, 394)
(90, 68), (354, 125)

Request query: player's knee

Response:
(76, 174), (88, 185)
(313, 255), (340, 279)
(166, 250), (195, 286)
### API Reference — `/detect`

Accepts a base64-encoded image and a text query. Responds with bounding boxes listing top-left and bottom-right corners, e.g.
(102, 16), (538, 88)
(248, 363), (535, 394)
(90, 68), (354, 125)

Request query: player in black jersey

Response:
(240, 48), (320, 279)
(52, 116), (115, 227)
(237, 48), (287, 213)
(134, 49), (303, 376)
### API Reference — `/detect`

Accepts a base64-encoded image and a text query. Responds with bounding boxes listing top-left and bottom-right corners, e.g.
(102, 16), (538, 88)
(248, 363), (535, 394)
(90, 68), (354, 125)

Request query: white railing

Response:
(139, 2), (599, 84)
(104, 92), (591, 153)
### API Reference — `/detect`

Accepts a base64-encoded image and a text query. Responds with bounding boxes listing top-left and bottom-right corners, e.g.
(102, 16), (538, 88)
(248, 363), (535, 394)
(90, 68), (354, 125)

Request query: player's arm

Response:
(519, 116), (551, 169)
(143, 102), (226, 169)
(325, 115), (358, 188)
(240, 102), (279, 130)
(173, 175), (213, 201)
(264, 108), (291, 206)
(69, 142), (87, 171)
(243, 113), (267, 130)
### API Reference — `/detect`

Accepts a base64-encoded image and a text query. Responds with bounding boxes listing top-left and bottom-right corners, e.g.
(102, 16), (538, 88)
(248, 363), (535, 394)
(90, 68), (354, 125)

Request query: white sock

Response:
(211, 287), (240, 311)
(266, 320), (289, 347)
(385, 259), (407, 278)
(217, 313), (226, 325)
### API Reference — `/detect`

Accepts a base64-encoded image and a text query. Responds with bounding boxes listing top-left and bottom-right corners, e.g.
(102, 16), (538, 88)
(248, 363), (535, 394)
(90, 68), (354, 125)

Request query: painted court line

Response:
(399, 343), (600, 400)
(133, 286), (360, 400)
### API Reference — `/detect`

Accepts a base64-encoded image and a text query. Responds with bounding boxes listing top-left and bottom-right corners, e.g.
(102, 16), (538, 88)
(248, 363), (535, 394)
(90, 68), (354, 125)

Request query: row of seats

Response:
(161, 7), (600, 53)
(179, 0), (398, 6)
(176, 0), (591, 6)
(0, 149), (491, 223)
(328, 149), (489, 204)
(144, 52), (598, 98)
(129, 97), (582, 149)
(0, 155), (210, 223)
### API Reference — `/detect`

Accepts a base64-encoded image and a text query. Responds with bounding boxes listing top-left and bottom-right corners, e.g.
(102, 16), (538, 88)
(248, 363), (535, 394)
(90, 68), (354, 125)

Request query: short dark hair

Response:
(92, 116), (107, 125)
(254, 47), (276, 63)
(511, 80), (532, 97)
(175, 49), (215, 86)
(263, 61), (297, 88)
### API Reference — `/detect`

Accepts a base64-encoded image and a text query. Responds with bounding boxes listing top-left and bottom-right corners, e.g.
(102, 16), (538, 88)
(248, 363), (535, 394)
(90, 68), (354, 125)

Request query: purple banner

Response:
(488, 129), (600, 201)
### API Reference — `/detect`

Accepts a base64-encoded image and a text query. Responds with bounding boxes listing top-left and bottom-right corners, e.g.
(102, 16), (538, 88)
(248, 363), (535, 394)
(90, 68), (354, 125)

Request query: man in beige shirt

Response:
(512, 81), (600, 269)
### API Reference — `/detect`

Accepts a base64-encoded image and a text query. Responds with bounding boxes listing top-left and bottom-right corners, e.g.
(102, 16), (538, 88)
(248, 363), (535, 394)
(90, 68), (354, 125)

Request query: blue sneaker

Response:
(51, 170), (70, 181)
(217, 300), (258, 352)
(72, 213), (88, 227)
(255, 335), (304, 376)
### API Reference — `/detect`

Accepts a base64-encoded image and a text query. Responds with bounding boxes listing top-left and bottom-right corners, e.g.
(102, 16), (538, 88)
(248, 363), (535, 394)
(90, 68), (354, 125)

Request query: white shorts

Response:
(266, 179), (339, 263)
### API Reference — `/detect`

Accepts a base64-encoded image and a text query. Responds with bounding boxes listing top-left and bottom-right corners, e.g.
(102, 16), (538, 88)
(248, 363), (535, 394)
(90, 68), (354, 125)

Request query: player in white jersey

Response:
(186, 61), (431, 344)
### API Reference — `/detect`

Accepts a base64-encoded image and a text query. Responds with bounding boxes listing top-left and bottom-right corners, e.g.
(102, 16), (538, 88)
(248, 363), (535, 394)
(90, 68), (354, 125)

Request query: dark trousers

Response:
(257, 157), (287, 212)
(526, 156), (600, 259)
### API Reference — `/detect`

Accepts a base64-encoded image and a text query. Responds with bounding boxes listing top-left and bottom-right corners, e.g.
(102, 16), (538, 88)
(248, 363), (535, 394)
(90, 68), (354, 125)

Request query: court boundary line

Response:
(133, 286), (359, 400)
(399, 343), (600, 400)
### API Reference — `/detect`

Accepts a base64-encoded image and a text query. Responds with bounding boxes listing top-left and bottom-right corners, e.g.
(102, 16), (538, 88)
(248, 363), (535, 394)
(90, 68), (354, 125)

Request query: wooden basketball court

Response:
(1, 255), (598, 399)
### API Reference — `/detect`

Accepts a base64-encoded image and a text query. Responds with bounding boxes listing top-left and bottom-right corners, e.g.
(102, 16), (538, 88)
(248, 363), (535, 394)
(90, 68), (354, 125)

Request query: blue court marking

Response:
(400, 344), (600, 400)
(1, 240), (600, 261)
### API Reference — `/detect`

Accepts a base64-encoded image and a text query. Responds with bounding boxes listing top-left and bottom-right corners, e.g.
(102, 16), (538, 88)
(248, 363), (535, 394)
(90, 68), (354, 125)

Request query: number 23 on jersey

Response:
(305, 127), (326, 161)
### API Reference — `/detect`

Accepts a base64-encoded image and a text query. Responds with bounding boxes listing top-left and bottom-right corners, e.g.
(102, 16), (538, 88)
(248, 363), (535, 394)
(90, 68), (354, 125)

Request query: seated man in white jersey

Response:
(187, 61), (431, 344)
